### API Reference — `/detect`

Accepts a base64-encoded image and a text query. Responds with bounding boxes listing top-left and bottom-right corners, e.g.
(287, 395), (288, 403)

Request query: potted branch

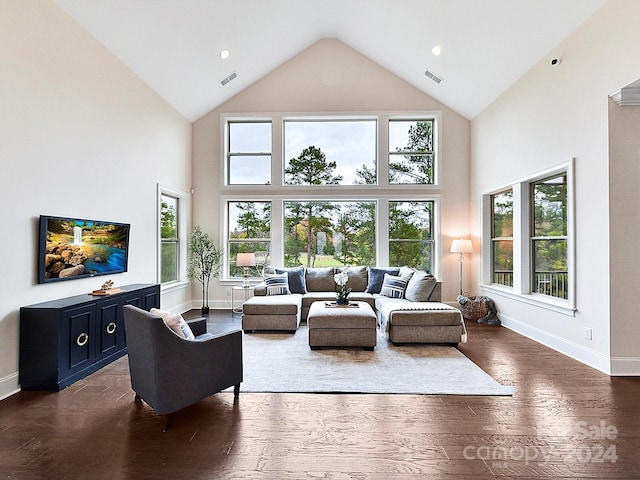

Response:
(188, 226), (224, 314)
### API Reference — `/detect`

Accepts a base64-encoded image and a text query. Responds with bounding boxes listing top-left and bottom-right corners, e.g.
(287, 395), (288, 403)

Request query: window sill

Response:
(480, 284), (576, 317)
(161, 281), (190, 294)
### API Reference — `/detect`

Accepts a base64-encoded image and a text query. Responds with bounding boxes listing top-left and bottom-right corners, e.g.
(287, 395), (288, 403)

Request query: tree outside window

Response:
(228, 201), (271, 277)
(389, 201), (434, 271)
(492, 189), (513, 287)
(389, 120), (434, 184)
(532, 174), (568, 299)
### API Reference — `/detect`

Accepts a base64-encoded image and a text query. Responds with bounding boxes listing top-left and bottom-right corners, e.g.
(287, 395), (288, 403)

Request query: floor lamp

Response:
(450, 239), (473, 296)
(236, 253), (256, 289)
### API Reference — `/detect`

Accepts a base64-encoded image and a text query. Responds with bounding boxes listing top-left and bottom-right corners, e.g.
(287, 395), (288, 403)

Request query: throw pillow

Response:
(275, 266), (307, 294)
(305, 267), (336, 292)
(366, 267), (400, 293)
(380, 273), (410, 299)
(399, 265), (415, 280)
(404, 270), (438, 302)
(265, 272), (291, 296)
(150, 308), (195, 340)
(337, 266), (368, 292)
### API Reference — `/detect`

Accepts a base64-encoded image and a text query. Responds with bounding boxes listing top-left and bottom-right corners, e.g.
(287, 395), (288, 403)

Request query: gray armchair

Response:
(123, 305), (243, 431)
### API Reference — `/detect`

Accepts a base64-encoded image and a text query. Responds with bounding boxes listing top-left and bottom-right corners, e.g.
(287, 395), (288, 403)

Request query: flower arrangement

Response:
(334, 271), (352, 305)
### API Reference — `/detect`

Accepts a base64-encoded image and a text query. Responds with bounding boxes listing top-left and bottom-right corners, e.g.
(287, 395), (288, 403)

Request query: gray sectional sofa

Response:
(241, 265), (466, 345)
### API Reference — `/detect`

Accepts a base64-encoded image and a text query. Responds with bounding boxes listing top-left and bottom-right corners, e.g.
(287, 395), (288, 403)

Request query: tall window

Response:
(531, 174), (568, 299)
(227, 121), (272, 185)
(160, 194), (179, 284)
(389, 201), (434, 272)
(389, 120), (434, 184)
(284, 119), (377, 185)
(482, 162), (574, 312)
(223, 114), (440, 278)
(284, 201), (376, 268)
(227, 201), (271, 278)
(491, 189), (513, 287)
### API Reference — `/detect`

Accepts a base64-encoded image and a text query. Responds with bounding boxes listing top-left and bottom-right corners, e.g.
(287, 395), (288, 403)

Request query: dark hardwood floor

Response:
(2, 310), (639, 479)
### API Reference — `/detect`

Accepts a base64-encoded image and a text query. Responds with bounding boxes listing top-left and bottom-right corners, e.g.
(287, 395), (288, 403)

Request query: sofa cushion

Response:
(275, 266), (307, 294)
(337, 266), (368, 292)
(305, 267), (336, 292)
(265, 272), (291, 295)
(150, 308), (195, 340)
(242, 294), (301, 316)
(366, 267), (400, 293)
(404, 270), (438, 302)
(380, 274), (410, 299)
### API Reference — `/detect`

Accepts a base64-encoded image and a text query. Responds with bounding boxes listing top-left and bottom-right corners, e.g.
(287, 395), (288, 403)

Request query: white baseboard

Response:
(610, 356), (640, 376)
(0, 372), (20, 401)
(498, 313), (613, 375)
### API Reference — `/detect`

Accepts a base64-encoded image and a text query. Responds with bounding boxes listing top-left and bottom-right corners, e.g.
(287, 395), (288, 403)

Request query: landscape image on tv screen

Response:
(39, 215), (130, 283)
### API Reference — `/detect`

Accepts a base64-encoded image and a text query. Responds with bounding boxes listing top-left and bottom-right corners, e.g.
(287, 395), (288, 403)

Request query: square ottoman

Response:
(242, 294), (302, 333)
(307, 301), (377, 350)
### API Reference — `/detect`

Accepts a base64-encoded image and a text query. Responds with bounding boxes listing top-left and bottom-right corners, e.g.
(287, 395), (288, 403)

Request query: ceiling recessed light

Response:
(432, 45), (441, 56)
(220, 49), (230, 60)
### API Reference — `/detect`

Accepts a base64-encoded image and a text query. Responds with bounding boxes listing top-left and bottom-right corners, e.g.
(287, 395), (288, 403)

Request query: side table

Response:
(232, 286), (253, 314)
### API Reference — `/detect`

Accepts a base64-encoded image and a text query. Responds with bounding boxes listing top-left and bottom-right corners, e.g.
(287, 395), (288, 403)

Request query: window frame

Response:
(481, 159), (575, 315)
(491, 188), (514, 288)
(226, 119), (272, 186)
(157, 185), (189, 290)
(219, 112), (442, 282)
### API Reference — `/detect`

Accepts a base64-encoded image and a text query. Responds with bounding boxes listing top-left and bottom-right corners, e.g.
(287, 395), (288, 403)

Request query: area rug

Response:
(230, 326), (513, 396)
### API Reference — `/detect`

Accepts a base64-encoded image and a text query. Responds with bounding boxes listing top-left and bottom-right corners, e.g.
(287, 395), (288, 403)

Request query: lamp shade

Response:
(236, 253), (256, 267)
(450, 239), (473, 254)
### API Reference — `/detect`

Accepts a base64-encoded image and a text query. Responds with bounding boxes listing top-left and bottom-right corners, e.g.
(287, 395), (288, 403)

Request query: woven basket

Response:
(458, 296), (491, 321)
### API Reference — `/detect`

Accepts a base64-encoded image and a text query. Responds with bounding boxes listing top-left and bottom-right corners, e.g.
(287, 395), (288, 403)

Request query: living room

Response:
(3, 0), (640, 402)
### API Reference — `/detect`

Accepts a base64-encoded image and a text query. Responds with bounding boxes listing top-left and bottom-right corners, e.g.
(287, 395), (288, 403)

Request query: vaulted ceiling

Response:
(54, 0), (607, 122)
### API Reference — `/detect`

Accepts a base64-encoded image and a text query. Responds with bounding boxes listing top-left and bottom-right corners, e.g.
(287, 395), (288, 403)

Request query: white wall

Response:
(470, 0), (640, 374)
(0, 0), (193, 398)
(192, 38), (471, 308)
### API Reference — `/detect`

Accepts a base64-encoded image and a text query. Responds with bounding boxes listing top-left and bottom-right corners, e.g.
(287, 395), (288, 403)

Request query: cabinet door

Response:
(143, 287), (160, 310)
(96, 299), (122, 359)
(62, 304), (96, 379)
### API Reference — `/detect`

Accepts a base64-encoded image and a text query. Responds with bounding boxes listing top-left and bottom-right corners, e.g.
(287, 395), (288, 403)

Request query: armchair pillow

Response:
(380, 273), (410, 299)
(366, 267), (400, 293)
(265, 272), (291, 296)
(150, 308), (195, 340)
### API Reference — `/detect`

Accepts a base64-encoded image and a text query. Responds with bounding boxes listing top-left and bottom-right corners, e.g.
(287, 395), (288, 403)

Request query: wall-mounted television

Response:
(38, 215), (130, 284)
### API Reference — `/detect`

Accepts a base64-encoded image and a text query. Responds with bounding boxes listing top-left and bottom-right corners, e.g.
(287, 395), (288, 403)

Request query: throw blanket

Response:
(379, 302), (467, 343)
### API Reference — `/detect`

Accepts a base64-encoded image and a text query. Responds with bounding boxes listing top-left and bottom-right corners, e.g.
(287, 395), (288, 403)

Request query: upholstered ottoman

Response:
(242, 294), (302, 333)
(379, 302), (466, 345)
(307, 301), (377, 350)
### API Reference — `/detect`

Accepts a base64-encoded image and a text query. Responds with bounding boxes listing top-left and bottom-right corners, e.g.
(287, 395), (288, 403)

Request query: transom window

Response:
(389, 119), (435, 184)
(227, 121), (271, 185)
(284, 119), (377, 186)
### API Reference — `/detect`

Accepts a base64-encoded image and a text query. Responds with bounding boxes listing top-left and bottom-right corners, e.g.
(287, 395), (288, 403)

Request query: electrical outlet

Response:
(584, 327), (592, 340)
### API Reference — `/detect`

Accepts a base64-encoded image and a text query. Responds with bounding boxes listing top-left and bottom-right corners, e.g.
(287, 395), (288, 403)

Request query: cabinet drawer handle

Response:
(106, 322), (117, 334)
(76, 332), (89, 347)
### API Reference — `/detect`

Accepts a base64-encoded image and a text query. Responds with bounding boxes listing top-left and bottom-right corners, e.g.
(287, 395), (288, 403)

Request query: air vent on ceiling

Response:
(220, 71), (237, 86)
(424, 69), (443, 84)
